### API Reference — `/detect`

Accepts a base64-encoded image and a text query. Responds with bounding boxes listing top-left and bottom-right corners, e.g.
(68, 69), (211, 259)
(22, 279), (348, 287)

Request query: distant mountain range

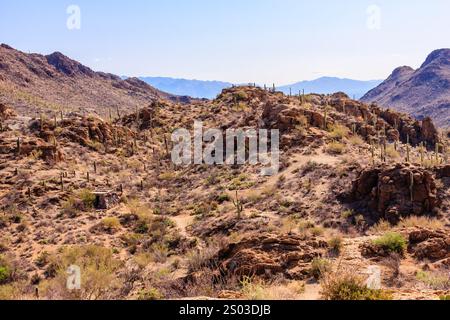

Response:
(361, 49), (450, 128)
(138, 76), (382, 100)
(278, 77), (382, 99)
(139, 77), (232, 99)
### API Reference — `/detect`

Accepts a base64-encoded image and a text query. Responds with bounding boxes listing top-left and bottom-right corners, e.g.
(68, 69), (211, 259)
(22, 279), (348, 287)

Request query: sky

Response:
(0, 0), (449, 85)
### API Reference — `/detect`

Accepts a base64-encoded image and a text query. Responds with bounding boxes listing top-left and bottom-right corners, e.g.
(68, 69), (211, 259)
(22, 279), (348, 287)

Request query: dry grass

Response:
(329, 124), (350, 140)
(398, 216), (444, 230)
(326, 141), (345, 155)
(321, 269), (393, 300)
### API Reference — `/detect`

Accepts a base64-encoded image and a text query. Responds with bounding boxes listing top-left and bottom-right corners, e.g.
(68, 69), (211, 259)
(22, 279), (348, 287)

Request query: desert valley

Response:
(0, 43), (449, 301)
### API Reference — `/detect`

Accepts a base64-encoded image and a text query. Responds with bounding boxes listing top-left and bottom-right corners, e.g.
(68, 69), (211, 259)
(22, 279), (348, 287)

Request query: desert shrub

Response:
(240, 276), (269, 300)
(341, 209), (353, 219)
(137, 288), (164, 300)
(150, 243), (169, 263)
(301, 161), (320, 174)
(100, 217), (121, 233)
(349, 135), (364, 146)
(228, 174), (255, 191)
(328, 235), (344, 255)
(0, 266), (10, 285)
(158, 172), (176, 181)
(416, 271), (450, 290)
(329, 124), (350, 140)
(310, 258), (332, 279)
(40, 245), (122, 300)
(385, 145), (400, 159)
(216, 193), (231, 204)
(326, 142), (345, 155)
(321, 271), (392, 300)
(311, 226), (325, 236)
(35, 251), (50, 268)
(186, 244), (218, 272)
(78, 189), (96, 209)
(369, 220), (392, 234)
(234, 90), (249, 101)
(0, 282), (25, 300)
(0, 256), (12, 285)
(372, 232), (407, 255)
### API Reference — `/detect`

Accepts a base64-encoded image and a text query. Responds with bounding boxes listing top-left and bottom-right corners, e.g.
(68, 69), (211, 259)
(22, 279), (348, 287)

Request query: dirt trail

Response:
(172, 214), (195, 237)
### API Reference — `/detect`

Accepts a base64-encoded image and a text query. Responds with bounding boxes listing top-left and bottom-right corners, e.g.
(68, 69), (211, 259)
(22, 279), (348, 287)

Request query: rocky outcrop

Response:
(408, 228), (450, 262)
(214, 233), (328, 280)
(120, 101), (165, 130)
(262, 93), (439, 148)
(0, 137), (63, 163)
(0, 103), (16, 120)
(29, 115), (135, 151)
(347, 164), (439, 224)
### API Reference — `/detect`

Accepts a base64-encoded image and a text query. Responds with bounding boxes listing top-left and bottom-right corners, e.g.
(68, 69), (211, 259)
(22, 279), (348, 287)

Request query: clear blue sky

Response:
(1, 0), (449, 84)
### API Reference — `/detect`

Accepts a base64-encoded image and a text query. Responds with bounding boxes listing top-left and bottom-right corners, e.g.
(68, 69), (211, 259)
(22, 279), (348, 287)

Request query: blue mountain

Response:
(279, 77), (383, 100)
(139, 77), (233, 99)
(137, 76), (382, 100)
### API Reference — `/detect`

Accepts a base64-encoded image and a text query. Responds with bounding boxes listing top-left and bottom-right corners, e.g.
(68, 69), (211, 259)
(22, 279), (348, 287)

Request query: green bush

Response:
(137, 288), (164, 300)
(373, 232), (407, 255)
(310, 258), (331, 279)
(78, 189), (96, 209)
(322, 272), (392, 300)
(0, 266), (10, 284)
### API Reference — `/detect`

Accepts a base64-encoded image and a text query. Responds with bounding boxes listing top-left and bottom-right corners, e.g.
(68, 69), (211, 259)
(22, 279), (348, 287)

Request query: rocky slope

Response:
(0, 44), (449, 300)
(0, 83), (448, 300)
(0, 44), (190, 119)
(361, 49), (450, 128)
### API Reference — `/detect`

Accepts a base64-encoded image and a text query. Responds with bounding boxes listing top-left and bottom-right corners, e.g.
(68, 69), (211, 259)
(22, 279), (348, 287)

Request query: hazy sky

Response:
(1, 0), (449, 84)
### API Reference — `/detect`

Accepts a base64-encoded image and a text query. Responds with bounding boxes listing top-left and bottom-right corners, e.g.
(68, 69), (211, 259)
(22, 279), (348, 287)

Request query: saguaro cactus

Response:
(435, 143), (440, 165)
(420, 142), (425, 166)
(371, 140), (375, 165)
(232, 191), (244, 220)
(16, 137), (21, 155)
(409, 171), (414, 202)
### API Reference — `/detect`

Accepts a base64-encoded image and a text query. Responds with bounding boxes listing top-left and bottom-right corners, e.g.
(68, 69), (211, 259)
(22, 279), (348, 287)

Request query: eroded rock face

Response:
(348, 164), (439, 224)
(121, 101), (166, 130)
(0, 137), (63, 163)
(261, 94), (440, 148)
(215, 233), (328, 280)
(29, 115), (135, 151)
(408, 229), (450, 262)
(0, 103), (16, 120)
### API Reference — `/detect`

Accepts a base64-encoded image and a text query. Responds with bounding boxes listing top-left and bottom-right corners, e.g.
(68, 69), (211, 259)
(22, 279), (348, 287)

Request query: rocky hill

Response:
(0, 46), (449, 300)
(0, 44), (190, 118)
(361, 49), (450, 128)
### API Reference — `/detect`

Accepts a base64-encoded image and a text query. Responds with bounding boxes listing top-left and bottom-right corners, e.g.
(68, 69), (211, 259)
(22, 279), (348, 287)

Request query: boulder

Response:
(214, 233), (328, 280)
(348, 164), (439, 223)
(0, 103), (16, 120)
(408, 229), (450, 262)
